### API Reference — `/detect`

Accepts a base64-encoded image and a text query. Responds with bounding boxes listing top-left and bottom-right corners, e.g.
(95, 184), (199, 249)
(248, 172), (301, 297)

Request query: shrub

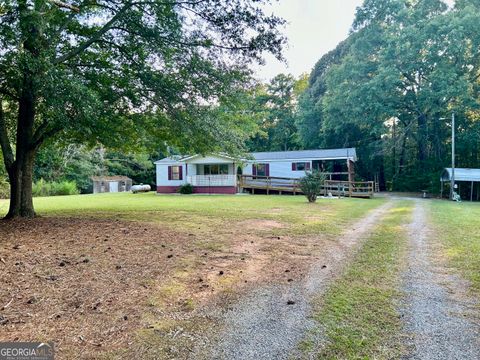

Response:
(178, 183), (194, 194)
(33, 179), (79, 197)
(0, 177), (9, 199)
(299, 171), (326, 203)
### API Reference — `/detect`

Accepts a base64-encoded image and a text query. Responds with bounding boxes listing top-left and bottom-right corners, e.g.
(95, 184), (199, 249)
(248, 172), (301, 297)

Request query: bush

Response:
(178, 183), (194, 194)
(299, 171), (326, 203)
(33, 179), (79, 197)
(0, 177), (9, 199)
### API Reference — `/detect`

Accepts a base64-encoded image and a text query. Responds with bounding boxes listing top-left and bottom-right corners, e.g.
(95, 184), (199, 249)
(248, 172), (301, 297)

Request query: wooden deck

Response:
(238, 175), (374, 198)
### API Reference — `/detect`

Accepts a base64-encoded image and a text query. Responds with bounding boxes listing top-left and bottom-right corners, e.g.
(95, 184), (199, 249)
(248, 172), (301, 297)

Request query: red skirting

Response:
(156, 186), (180, 193)
(193, 186), (237, 194)
(156, 186), (237, 194)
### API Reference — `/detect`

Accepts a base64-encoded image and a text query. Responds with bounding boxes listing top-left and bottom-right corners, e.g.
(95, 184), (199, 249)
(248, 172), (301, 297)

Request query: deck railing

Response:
(239, 175), (301, 193)
(238, 175), (374, 198)
(187, 175), (236, 187)
(323, 180), (374, 198)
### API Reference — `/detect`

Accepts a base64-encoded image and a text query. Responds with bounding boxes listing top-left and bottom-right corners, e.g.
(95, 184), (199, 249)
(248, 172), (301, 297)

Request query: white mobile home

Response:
(155, 148), (357, 194)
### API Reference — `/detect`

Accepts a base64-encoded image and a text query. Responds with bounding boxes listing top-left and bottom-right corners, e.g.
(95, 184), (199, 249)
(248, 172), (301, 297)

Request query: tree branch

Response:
(48, 0), (79, 12)
(54, 2), (134, 64)
(0, 99), (14, 170)
(31, 120), (62, 150)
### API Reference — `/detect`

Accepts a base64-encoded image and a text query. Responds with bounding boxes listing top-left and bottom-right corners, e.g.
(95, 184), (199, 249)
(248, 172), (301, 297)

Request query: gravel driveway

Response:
(401, 200), (480, 359)
(209, 201), (393, 360)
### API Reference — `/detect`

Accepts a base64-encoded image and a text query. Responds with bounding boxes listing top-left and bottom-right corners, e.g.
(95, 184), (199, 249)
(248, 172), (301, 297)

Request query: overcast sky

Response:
(253, 0), (454, 82)
(252, 0), (365, 81)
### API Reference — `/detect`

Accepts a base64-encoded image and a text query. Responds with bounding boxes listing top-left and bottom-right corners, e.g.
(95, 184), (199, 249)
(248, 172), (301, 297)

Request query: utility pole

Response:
(450, 112), (455, 201)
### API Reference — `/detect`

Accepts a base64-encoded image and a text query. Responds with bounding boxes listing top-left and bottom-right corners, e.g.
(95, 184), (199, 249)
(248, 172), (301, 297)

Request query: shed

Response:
(440, 168), (480, 201)
(91, 176), (133, 194)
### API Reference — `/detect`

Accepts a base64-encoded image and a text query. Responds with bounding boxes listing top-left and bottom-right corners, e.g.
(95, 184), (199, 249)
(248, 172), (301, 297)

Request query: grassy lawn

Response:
(0, 192), (385, 236)
(429, 200), (480, 294)
(304, 201), (413, 359)
(0, 193), (386, 359)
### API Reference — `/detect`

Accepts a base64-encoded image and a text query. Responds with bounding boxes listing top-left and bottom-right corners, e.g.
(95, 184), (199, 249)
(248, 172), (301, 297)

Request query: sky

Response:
(253, 0), (454, 81)
(252, 0), (365, 81)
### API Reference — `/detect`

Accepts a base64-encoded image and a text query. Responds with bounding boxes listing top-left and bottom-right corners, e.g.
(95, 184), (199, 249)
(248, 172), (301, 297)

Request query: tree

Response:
(0, 0), (285, 218)
(248, 73), (304, 151)
(296, 38), (353, 149)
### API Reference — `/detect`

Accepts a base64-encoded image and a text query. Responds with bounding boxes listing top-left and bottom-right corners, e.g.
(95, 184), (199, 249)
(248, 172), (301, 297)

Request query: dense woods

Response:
(295, 0), (480, 191)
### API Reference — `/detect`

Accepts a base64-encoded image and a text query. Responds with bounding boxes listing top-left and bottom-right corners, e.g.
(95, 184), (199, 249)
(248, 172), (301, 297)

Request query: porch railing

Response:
(187, 175), (236, 187)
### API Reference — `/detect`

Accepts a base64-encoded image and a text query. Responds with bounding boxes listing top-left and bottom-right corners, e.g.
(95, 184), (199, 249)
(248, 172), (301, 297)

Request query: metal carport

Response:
(441, 168), (480, 201)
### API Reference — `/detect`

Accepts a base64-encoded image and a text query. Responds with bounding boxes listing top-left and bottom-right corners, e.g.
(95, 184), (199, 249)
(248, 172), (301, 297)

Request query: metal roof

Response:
(155, 148), (357, 164)
(91, 176), (132, 182)
(441, 168), (480, 182)
(250, 148), (357, 161)
(154, 155), (184, 164)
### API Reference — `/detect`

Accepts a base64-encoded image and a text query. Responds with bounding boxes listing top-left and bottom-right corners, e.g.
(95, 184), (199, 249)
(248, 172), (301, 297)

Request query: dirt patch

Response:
(237, 219), (286, 230)
(0, 217), (199, 358)
(0, 215), (332, 359)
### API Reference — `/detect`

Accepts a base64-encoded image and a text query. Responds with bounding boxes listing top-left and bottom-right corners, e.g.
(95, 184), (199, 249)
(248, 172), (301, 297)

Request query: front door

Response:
(110, 181), (119, 193)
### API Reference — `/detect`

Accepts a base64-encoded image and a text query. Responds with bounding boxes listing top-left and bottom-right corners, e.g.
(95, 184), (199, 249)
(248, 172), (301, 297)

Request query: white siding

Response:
(156, 159), (236, 186)
(156, 163), (187, 186)
(243, 160), (312, 179)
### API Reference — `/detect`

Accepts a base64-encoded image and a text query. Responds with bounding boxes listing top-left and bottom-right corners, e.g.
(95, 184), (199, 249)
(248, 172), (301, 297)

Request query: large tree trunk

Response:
(2, 1), (42, 219)
(6, 150), (36, 219)
(417, 113), (428, 163)
(5, 78), (38, 219)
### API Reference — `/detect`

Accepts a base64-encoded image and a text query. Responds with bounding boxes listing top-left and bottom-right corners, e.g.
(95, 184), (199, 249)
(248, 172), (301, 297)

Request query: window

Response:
(253, 163), (269, 177)
(170, 166), (181, 180)
(292, 162), (310, 171)
(256, 164), (267, 176)
(204, 164), (229, 175)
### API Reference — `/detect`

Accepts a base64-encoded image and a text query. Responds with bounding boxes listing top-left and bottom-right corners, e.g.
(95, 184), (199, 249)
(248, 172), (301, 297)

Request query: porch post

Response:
(471, 181), (474, 202)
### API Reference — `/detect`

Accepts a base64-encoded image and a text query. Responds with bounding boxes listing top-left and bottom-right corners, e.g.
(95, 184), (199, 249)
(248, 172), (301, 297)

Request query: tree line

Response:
(294, 0), (480, 192)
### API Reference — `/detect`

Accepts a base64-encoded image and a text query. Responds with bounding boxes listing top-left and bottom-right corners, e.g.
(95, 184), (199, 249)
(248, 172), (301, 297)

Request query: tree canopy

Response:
(296, 0), (480, 192)
(0, 0), (286, 217)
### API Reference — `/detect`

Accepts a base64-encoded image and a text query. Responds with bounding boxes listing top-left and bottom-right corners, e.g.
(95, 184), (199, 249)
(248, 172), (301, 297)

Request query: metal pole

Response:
(450, 112), (455, 200)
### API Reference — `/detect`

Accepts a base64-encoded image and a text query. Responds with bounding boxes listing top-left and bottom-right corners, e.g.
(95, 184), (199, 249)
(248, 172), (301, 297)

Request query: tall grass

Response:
(32, 179), (79, 197)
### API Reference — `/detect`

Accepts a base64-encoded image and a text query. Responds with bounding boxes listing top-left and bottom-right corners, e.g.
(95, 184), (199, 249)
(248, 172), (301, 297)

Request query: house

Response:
(92, 176), (133, 194)
(154, 148), (357, 194)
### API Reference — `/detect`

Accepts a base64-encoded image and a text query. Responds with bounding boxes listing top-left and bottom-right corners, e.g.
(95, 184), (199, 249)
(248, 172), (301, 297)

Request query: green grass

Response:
(305, 201), (413, 359)
(429, 200), (480, 293)
(0, 192), (385, 236)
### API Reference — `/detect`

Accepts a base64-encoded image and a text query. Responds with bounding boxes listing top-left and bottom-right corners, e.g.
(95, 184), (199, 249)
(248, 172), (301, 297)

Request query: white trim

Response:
(182, 153), (235, 162)
(246, 156), (355, 163)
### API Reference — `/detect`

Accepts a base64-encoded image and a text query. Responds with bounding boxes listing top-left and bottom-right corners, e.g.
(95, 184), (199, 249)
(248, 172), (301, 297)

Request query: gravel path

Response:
(210, 201), (393, 360)
(401, 200), (480, 360)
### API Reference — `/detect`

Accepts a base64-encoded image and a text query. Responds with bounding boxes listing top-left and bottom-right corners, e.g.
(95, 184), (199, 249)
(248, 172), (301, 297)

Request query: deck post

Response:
(347, 159), (355, 183)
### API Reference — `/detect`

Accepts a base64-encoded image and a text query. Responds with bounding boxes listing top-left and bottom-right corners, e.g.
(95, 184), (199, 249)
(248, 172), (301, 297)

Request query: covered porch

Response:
(184, 155), (238, 193)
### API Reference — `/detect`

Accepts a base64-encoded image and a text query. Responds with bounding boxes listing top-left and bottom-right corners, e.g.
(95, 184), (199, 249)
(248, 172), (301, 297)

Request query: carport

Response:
(441, 168), (480, 201)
